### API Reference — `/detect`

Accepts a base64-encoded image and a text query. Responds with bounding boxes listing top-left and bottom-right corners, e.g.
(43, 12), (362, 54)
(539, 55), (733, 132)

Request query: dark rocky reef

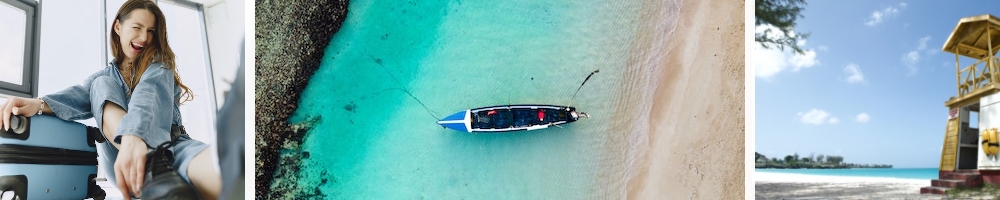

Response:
(267, 116), (331, 199)
(255, 0), (348, 198)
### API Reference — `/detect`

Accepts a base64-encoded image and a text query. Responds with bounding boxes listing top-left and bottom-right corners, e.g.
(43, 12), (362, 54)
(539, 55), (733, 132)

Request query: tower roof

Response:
(943, 14), (1000, 59)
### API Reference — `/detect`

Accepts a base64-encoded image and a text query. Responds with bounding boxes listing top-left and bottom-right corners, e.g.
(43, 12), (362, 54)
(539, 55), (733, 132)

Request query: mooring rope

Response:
(367, 51), (441, 120)
(568, 69), (600, 107)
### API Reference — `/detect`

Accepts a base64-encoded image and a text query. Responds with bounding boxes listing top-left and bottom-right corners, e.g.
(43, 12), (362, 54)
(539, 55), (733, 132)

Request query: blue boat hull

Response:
(436, 110), (471, 132)
(436, 104), (583, 133)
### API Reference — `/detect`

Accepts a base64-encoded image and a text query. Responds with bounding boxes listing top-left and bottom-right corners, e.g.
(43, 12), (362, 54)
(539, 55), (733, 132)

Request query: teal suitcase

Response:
(0, 115), (106, 199)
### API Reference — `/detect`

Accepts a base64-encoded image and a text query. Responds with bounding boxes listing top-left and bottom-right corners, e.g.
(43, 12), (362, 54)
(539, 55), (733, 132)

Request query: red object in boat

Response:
(538, 109), (545, 121)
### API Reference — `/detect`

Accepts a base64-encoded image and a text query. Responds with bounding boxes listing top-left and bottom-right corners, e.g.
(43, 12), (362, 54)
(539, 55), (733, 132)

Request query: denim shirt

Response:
(41, 61), (183, 148)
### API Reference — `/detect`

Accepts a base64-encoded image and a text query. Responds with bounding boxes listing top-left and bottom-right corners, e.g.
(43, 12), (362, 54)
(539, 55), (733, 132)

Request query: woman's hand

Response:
(115, 135), (149, 197)
(1, 96), (42, 131)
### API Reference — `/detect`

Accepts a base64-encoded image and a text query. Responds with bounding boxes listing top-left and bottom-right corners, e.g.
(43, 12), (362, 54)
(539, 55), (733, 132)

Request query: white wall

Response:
(38, 0), (105, 126)
(980, 93), (1000, 169)
(191, 0), (244, 108)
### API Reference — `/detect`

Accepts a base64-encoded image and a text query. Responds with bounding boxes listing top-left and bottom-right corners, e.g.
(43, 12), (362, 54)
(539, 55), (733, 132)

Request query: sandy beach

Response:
(625, 0), (744, 199)
(755, 172), (944, 199)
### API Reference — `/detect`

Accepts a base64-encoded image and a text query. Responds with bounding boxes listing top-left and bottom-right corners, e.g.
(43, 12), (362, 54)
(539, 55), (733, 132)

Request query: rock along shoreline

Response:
(254, 0), (349, 198)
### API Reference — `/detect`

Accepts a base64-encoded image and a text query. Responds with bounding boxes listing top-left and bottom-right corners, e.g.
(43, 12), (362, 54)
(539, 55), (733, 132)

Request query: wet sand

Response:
(625, 0), (745, 199)
(253, 0), (348, 199)
(755, 172), (942, 199)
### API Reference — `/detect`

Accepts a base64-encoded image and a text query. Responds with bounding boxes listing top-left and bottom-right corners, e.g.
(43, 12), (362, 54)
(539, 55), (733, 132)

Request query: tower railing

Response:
(957, 56), (999, 98)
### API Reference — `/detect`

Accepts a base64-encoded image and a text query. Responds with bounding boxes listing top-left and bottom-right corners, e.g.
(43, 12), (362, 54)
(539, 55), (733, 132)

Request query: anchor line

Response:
(367, 50), (441, 120)
(568, 69), (600, 107)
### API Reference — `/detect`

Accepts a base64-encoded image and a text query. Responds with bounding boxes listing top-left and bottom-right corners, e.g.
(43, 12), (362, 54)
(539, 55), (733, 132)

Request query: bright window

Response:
(0, 0), (38, 98)
(159, 0), (218, 150)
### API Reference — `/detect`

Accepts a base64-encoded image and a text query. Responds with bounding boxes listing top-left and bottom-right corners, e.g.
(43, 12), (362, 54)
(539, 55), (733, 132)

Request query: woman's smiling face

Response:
(114, 9), (155, 64)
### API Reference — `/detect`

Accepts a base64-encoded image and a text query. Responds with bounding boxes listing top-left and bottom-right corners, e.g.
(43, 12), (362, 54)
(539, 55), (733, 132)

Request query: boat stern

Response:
(437, 110), (472, 132)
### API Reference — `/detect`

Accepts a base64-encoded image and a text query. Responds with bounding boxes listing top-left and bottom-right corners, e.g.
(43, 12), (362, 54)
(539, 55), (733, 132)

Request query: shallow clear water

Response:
(289, 0), (655, 199)
(755, 168), (939, 180)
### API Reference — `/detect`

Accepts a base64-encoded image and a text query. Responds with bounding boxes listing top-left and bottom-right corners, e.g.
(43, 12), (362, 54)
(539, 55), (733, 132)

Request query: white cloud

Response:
(754, 25), (820, 80)
(902, 51), (920, 74)
(917, 36), (931, 50)
(798, 109), (832, 125)
(844, 63), (865, 84)
(756, 44), (788, 79)
(789, 51), (819, 71)
(856, 113), (871, 123)
(829, 117), (840, 124)
(864, 4), (905, 27)
(818, 45), (829, 51)
(922, 36), (939, 56)
(901, 36), (933, 75)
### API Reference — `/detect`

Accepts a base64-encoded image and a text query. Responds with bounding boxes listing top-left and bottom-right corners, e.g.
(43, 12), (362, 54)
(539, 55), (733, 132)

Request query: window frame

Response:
(159, 0), (219, 114)
(0, 0), (41, 98)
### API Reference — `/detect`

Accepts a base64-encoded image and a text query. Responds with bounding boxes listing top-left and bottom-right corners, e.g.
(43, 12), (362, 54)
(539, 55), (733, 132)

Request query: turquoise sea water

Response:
(755, 168), (939, 180)
(287, 0), (663, 199)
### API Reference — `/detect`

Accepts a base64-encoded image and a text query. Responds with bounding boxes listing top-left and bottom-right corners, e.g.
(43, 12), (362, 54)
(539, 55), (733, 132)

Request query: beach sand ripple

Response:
(626, 0), (745, 199)
(755, 172), (943, 200)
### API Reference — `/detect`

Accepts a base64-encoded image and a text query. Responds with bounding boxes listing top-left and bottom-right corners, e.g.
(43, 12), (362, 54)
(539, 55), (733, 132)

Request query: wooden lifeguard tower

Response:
(922, 14), (1000, 194)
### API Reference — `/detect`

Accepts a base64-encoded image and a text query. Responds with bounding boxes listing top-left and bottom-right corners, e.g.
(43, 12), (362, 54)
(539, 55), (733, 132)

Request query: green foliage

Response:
(756, 152), (889, 169)
(827, 155), (844, 164)
(755, 0), (810, 54)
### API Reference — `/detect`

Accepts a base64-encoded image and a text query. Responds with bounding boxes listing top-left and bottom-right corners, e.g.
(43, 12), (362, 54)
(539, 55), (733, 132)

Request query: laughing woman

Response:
(0, 0), (220, 199)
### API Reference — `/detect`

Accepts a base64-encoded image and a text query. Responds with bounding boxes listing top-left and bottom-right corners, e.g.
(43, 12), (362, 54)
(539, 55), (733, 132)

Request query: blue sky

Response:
(755, 0), (999, 168)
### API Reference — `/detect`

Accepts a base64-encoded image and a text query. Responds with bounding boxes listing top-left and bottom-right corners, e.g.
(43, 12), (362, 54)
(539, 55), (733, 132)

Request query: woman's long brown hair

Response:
(110, 0), (194, 104)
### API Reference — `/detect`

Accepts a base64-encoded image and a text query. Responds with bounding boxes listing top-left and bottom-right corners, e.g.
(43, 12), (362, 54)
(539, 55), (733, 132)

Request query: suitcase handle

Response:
(2, 115), (107, 147)
(0, 116), (30, 140)
(9, 116), (27, 134)
(0, 175), (27, 200)
(87, 126), (106, 146)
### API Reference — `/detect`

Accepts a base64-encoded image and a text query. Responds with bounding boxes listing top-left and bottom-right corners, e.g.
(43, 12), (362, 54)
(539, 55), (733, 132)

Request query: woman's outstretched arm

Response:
(100, 100), (149, 196)
(111, 63), (176, 197)
(112, 63), (174, 147)
(0, 97), (52, 130)
(2, 68), (112, 130)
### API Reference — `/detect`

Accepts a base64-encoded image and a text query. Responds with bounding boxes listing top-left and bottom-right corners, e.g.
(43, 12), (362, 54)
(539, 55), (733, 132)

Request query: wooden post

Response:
(989, 24), (995, 87)
(958, 50), (962, 97)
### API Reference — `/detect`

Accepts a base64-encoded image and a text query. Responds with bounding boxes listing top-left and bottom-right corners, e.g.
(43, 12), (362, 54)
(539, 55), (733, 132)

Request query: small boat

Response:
(436, 104), (588, 132)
